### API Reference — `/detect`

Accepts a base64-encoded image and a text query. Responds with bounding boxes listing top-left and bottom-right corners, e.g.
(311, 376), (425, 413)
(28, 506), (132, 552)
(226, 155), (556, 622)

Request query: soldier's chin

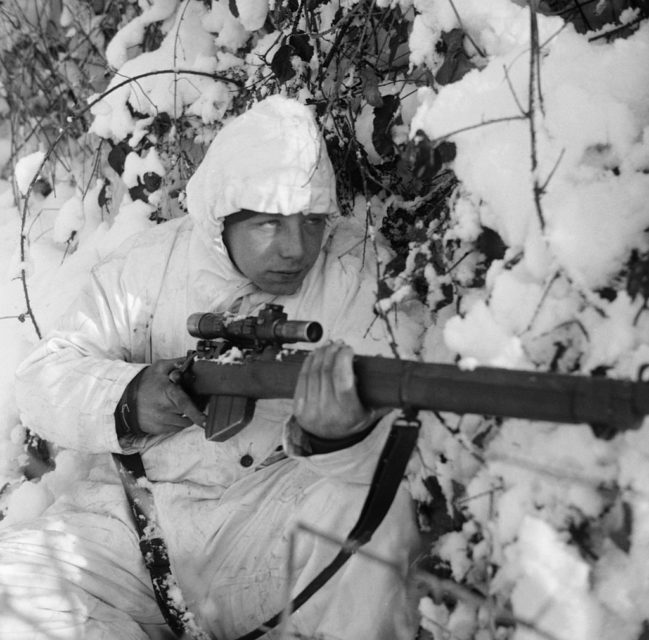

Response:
(265, 283), (301, 295)
(259, 273), (304, 295)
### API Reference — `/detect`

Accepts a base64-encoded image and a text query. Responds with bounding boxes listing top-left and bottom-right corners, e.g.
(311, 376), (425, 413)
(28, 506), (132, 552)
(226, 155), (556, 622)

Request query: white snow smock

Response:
(3, 97), (423, 640)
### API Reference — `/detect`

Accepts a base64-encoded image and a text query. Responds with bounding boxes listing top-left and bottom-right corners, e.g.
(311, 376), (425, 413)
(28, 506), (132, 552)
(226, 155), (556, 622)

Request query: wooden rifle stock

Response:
(182, 352), (649, 439)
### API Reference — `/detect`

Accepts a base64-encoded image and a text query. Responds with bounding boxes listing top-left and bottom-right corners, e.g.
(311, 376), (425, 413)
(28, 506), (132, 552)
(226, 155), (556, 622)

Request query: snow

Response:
(105, 0), (180, 70)
(90, 0), (220, 141)
(1, 2), (649, 639)
(444, 299), (528, 368)
(233, 0), (269, 32)
(52, 193), (85, 245)
(13, 151), (46, 195)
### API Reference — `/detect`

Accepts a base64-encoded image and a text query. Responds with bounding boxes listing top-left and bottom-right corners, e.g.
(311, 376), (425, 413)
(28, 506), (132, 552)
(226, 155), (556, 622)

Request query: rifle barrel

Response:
(186, 355), (649, 431)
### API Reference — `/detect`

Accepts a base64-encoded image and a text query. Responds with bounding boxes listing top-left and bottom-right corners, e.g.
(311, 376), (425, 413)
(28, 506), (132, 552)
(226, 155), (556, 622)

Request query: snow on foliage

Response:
(1, 0), (649, 638)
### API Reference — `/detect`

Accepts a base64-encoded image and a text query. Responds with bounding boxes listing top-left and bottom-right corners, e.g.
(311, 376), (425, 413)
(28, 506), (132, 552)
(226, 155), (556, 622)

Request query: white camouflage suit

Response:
(0, 97), (423, 640)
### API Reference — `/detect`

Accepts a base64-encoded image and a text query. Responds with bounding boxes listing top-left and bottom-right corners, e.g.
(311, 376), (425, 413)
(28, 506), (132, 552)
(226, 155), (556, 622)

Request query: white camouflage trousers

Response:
(0, 460), (421, 640)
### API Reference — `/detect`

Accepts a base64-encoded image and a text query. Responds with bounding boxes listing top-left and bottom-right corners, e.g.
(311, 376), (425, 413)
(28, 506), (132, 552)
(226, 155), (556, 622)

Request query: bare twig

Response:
(12, 67), (241, 337)
(539, 148), (565, 193)
(503, 64), (528, 116)
(524, 270), (561, 333)
(349, 124), (402, 359)
(448, 0), (487, 58)
(432, 114), (528, 144)
(528, 0), (546, 232)
(100, 68), (242, 113)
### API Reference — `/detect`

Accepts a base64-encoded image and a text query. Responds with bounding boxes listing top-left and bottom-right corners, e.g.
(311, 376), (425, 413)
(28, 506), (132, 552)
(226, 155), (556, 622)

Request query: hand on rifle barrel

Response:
(293, 341), (372, 440)
(136, 359), (206, 435)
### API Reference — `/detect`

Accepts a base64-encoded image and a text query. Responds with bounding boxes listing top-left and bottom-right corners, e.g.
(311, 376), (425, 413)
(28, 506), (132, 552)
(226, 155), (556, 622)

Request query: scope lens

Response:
(305, 322), (323, 343)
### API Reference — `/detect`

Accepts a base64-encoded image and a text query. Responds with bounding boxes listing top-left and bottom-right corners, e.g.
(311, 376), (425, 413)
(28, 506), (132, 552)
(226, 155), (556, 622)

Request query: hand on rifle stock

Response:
(136, 359), (206, 435)
(293, 341), (374, 440)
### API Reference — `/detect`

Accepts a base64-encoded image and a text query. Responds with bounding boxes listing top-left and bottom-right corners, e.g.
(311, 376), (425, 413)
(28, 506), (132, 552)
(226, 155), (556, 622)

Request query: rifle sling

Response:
(235, 412), (421, 640)
(113, 412), (421, 640)
(113, 452), (211, 640)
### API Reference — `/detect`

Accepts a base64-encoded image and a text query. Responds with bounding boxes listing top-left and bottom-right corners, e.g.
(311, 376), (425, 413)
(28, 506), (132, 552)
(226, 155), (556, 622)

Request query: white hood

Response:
(186, 95), (339, 246)
(184, 95), (341, 313)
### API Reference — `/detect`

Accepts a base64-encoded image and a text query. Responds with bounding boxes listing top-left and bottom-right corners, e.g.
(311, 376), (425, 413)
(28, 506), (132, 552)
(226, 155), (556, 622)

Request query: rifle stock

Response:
(182, 352), (649, 438)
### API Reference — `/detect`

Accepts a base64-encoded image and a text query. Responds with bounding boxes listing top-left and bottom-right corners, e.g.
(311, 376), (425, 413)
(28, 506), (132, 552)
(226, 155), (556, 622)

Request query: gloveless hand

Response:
(292, 341), (371, 439)
(135, 359), (206, 435)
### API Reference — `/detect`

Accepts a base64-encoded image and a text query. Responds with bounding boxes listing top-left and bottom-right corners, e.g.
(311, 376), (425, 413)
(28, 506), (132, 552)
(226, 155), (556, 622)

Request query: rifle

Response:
(176, 303), (649, 441)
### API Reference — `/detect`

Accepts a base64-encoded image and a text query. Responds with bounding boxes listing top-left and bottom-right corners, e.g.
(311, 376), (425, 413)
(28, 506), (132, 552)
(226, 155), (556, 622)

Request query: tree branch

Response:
(528, 0), (546, 232)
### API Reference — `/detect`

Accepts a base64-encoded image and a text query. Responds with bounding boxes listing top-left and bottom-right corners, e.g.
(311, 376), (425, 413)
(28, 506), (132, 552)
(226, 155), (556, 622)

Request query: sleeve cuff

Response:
(113, 367), (149, 453)
(283, 412), (394, 484)
(286, 414), (380, 455)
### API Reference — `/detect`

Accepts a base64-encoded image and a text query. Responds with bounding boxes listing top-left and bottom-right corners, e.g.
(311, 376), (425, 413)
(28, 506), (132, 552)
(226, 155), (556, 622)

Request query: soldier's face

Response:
(223, 210), (328, 295)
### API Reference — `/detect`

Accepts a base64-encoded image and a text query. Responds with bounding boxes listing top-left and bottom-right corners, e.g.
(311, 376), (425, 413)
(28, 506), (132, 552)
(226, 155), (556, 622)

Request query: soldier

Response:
(1, 96), (422, 640)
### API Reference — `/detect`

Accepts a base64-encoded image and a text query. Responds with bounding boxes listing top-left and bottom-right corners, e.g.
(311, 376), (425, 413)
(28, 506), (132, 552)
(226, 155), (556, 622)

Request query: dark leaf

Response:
(412, 273), (430, 301)
(418, 475), (464, 536)
(435, 29), (476, 86)
(151, 112), (172, 138)
(262, 13), (276, 32)
(477, 227), (507, 261)
(142, 172), (162, 192)
(98, 179), (111, 208)
(107, 141), (130, 176)
(406, 132), (445, 184)
(543, 0), (647, 35)
(385, 253), (406, 277)
(597, 287), (617, 302)
(568, 519), (598, 560)
(129, 182), (148, 203)
(372, 94), (400, 159)
(627, 249), (649, 302)
(361, 67), (382, 108)
(287, 31), (314, 62)
(437, 282), (454, 310)
(435, 141), (456, 164)
(387, 15), (410, 67)
(271, 44), (296, 83)
(377, 278), (393, 300)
